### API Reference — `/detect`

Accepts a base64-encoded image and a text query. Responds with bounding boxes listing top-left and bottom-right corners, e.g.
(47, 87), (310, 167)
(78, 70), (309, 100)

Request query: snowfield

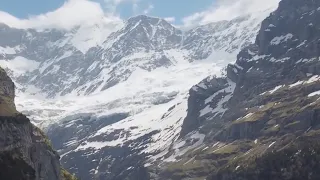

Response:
(16, 56), (227, 128)
(15, 54), (229, 159)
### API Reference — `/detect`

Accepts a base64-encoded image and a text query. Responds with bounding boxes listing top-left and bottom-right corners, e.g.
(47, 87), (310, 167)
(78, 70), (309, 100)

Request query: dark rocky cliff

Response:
(0, 67), (76, 180)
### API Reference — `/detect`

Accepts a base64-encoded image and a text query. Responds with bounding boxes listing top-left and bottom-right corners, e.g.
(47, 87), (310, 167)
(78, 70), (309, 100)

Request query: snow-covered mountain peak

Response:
(102, 15), (182, 54)
(183, 8), (276, 61)
(127, 15), (161, 24)
(127, 15), (175, 31)
(63, 16), (124, 53)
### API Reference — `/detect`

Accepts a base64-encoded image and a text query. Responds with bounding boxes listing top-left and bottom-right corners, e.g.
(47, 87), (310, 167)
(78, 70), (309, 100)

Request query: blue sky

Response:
(113, 0), (213, 23)
(0, 0), (64, 18)
(0, 0), (279, 30)
(0, 0), (213, 24)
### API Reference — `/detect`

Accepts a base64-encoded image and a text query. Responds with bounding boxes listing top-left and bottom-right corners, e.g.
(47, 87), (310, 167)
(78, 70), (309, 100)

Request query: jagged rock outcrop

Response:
(0, 67), (75, 180)
(179, 76), (231, 137)
(0, 67), (17, 116)
(0, 115), (61, 180)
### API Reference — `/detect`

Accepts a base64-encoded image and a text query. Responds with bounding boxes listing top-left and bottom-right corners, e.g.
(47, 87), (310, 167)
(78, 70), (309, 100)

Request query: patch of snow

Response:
(270, 57), (290, 63)
(163, 131), (205, 162)
(244, 113), (253, 119)
(183, 156), (195, 165)
(269, 85), (285, 94)
(244, 149), (253, 156)
(270, 33), (293, 45)
(56, 51), (73, 62)
(76, 141), (118, 151)
(202, 146), (209, 151)
(198, 82), (208, 90)
(249, 54), (269, 62)
(306, 75), (320, 84)
(234, 63), (244, 70)
(45, 65), (61, 75)
(212, 142), (220, 148)
(289, 81), (304, 88)
(308, 90), (320, 97)
(297, 40), (307, 48)
(63, 140), (78, 147)
(268, 141), (276, 148)
(233, 68), (238, 73)
(200, 79), (236, 117)
(296, 57), (319, 64)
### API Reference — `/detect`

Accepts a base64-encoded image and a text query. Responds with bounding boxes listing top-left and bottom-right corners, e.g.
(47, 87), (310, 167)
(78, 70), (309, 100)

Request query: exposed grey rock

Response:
(0, 67), (68, 180)
(0, 115), (62, 180)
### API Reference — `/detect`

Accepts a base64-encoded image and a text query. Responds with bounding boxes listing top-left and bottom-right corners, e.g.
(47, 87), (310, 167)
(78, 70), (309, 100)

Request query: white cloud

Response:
(105, 0), (154, 16)
(143, 4), (154, 14)
(164, 17), (176, 23)
(133, 3), (140, 15)
(0, 57), (40, 74)
(0, 0), (122, 30)
(104, 0), (142, 14)
(105, 0), (139, 5)
(182, 0), (280, 28)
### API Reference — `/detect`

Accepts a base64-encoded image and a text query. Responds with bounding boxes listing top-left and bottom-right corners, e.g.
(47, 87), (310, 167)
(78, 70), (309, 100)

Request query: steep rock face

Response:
(0, 67), (74, 180)
(179, 77), (231, 137)
(0, 115), (61, 180)
(0, 67), (16, 116)
(158, 0), (320, 179)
